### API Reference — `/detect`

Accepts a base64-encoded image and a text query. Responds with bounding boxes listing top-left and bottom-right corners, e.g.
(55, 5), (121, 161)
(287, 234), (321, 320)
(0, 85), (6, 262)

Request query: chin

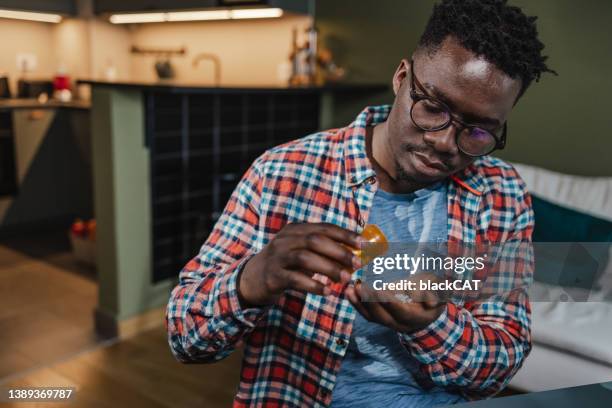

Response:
(413, 171), (448, 184)
(397, 164), (443, 184)
(398, 155), (449, 184)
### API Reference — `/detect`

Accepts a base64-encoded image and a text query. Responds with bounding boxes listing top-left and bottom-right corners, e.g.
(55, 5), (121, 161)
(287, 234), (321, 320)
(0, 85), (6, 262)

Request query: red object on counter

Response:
(53, 74), (70, 91)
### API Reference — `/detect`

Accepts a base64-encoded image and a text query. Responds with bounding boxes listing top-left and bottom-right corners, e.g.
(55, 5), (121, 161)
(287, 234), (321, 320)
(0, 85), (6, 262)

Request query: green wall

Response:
(91, 87), (173, 335)
(316, 0), (612, 176)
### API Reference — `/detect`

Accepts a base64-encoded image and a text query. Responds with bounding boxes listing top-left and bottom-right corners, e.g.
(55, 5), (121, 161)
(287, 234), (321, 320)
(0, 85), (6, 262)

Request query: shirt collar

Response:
(343, 104), (485, 196)
(343, 105), (389, 187)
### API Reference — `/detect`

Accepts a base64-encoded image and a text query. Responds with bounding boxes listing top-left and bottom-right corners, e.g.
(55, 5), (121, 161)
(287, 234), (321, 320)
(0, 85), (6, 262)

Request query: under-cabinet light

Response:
(109, 8), (283, 24)
(0, 9), (62, 23)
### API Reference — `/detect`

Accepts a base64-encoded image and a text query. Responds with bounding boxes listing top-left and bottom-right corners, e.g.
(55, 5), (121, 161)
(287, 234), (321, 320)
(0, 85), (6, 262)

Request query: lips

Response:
(414, 152), (447, 171)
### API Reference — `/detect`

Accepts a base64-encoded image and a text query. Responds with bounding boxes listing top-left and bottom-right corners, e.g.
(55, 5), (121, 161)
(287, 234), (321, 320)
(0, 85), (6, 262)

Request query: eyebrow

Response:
(420, 81), (503, 128)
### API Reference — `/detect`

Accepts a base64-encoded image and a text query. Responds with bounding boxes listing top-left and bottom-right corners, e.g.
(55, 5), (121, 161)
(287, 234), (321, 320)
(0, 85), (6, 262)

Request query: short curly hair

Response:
(419, 0), (557, 97)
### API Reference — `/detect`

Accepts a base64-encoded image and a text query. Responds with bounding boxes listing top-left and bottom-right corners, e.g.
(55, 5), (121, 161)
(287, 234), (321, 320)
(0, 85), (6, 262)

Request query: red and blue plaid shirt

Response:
(166, 105), (534, 407)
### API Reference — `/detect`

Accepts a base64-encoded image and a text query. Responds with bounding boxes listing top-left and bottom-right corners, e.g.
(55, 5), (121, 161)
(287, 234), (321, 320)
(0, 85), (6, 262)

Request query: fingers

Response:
(285, 249), (352, 284)
(344, 276), (449, 333)
(312, 222), (362, 248)
(351, 283), (397, 327)
(345, 286), (373, 321)
(285, 269), (331, 297)
(421, 289), (443, 309)
(407, 274), (447, 307)
(302, 232), (360, 270)
(269, 223), (363, 293)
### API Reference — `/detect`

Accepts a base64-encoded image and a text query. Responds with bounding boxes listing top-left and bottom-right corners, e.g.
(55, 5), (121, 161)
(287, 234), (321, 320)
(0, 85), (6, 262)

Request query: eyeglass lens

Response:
(411, 98), (497, 155)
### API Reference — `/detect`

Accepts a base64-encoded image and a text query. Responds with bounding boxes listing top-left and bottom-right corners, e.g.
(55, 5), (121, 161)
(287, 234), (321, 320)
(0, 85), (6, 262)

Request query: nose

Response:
(422, 124), (460, 155)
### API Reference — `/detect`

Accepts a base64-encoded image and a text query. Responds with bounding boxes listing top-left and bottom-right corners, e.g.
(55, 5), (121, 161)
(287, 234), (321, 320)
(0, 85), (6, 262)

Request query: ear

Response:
(392, 58), (411, 96)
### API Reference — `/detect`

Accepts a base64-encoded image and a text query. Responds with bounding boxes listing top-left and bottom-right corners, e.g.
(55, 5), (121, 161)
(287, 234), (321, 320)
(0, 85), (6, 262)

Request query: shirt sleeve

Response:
(166, 158), (268, 363)
(398, 190), (534, 399)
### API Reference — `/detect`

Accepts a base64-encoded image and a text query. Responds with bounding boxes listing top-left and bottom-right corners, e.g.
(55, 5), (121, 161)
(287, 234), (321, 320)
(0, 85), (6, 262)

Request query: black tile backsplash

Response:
(147, 91), (320, 282)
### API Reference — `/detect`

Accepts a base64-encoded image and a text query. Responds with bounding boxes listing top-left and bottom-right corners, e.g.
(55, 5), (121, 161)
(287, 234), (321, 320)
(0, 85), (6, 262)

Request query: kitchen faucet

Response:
(192, 53), (221, 86)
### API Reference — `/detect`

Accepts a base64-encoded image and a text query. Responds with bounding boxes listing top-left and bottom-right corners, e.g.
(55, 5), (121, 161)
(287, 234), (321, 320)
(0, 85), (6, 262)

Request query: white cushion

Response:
(530, 286), (612, 365)
(510, 343), (612, 392)
(511, 162), (612, 222)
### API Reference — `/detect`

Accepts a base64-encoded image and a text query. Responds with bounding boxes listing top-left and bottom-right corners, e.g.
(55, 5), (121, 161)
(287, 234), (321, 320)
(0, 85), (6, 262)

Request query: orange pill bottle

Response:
(351, 224), (388, 268)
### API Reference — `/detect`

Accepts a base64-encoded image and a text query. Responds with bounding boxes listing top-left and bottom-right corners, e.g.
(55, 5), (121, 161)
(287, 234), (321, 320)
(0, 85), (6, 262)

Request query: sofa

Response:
(508, 162), (612, 392)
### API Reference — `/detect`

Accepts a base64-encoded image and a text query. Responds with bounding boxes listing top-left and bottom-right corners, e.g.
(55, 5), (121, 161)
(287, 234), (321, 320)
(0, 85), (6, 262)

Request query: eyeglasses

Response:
(409, 59), (507, 157)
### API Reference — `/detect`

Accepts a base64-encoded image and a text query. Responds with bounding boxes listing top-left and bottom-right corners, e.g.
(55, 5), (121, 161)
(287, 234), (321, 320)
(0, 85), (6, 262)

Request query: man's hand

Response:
(238, 223), (362, 307)
(345, 279), (446, 333)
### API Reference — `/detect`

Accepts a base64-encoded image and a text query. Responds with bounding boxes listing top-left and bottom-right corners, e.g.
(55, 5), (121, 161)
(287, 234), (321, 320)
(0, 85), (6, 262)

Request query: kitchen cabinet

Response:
(0, 100), (92, 232)
(0, 0), (76, 14)
(0, 111), (17, 197)
(94, 0), (217, 13)
(93, 0), (309, 15)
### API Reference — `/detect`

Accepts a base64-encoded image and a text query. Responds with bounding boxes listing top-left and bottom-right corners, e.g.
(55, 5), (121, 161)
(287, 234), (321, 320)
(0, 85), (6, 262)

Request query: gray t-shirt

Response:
(331, 181), (466, 407)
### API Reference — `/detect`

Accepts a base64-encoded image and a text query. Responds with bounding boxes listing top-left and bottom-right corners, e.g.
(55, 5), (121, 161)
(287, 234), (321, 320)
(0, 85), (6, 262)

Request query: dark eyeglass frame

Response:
(408, 58), (507, 157)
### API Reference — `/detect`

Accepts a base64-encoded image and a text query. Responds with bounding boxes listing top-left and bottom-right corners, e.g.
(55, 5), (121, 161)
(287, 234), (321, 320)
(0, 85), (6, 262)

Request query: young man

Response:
(167, 0), (555, 406)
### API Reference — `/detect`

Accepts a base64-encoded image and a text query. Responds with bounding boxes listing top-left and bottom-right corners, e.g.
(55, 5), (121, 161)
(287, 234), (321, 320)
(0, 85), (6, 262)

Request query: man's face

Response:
(386, 36), (522, 184)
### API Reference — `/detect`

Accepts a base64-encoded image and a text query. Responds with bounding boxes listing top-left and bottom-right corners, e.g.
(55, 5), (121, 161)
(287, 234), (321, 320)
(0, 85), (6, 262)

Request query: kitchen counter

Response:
(78, 79), (387, 94)
(86, 76), (389, 337)
(0, 98), (91, 110)
(0, 96), (92, 231)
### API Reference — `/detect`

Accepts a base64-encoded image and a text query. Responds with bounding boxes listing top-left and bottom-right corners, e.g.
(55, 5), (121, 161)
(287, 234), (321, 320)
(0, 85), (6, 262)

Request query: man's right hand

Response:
(237, 223), (363, 307)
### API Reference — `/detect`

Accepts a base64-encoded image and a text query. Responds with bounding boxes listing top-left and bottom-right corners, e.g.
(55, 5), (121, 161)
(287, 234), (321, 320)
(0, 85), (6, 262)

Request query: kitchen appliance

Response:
(0, 111), (18, 196)
(0, 76), (10, 98)
(53, 72), (72, 101)
(17, 79), (53, 98)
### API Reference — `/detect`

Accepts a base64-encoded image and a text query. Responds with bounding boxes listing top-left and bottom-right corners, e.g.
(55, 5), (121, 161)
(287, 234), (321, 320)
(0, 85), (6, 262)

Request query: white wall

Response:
(0, 19), (56, 94)
(129, 15), (312, 86)
(53, 18), (91, 81)
(0, 16), (131, 97)
(0, 13), (311, 91)
(88, 19), (132, 81)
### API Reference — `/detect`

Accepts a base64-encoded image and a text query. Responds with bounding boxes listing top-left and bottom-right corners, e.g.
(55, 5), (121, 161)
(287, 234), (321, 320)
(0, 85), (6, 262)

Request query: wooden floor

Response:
(0, 233), (242, 407)
(0, 245), (99, 379)
(0, 325), (243, 408)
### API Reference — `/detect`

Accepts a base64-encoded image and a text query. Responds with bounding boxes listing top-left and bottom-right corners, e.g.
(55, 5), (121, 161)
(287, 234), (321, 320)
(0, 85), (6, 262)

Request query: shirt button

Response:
(366, 176), (376, 184)
(336, 338), (347, 347)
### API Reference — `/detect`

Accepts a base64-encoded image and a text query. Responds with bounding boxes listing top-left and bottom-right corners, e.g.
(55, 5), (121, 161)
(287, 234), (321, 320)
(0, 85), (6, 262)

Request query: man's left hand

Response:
(345, 280), (446, 333)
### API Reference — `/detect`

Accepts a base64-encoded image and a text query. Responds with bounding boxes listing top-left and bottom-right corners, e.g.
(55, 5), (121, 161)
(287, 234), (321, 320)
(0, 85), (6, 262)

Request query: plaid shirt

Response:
(166, 105), (534, 407)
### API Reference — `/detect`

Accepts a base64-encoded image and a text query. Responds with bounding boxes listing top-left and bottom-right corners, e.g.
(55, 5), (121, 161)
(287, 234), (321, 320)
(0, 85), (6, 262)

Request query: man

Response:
(167, 0), (555, 406)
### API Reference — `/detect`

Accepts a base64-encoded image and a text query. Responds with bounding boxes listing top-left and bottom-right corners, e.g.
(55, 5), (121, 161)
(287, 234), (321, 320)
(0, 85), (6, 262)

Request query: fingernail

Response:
(352, 255), (362, 269)
(354, 235), (364, 246)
